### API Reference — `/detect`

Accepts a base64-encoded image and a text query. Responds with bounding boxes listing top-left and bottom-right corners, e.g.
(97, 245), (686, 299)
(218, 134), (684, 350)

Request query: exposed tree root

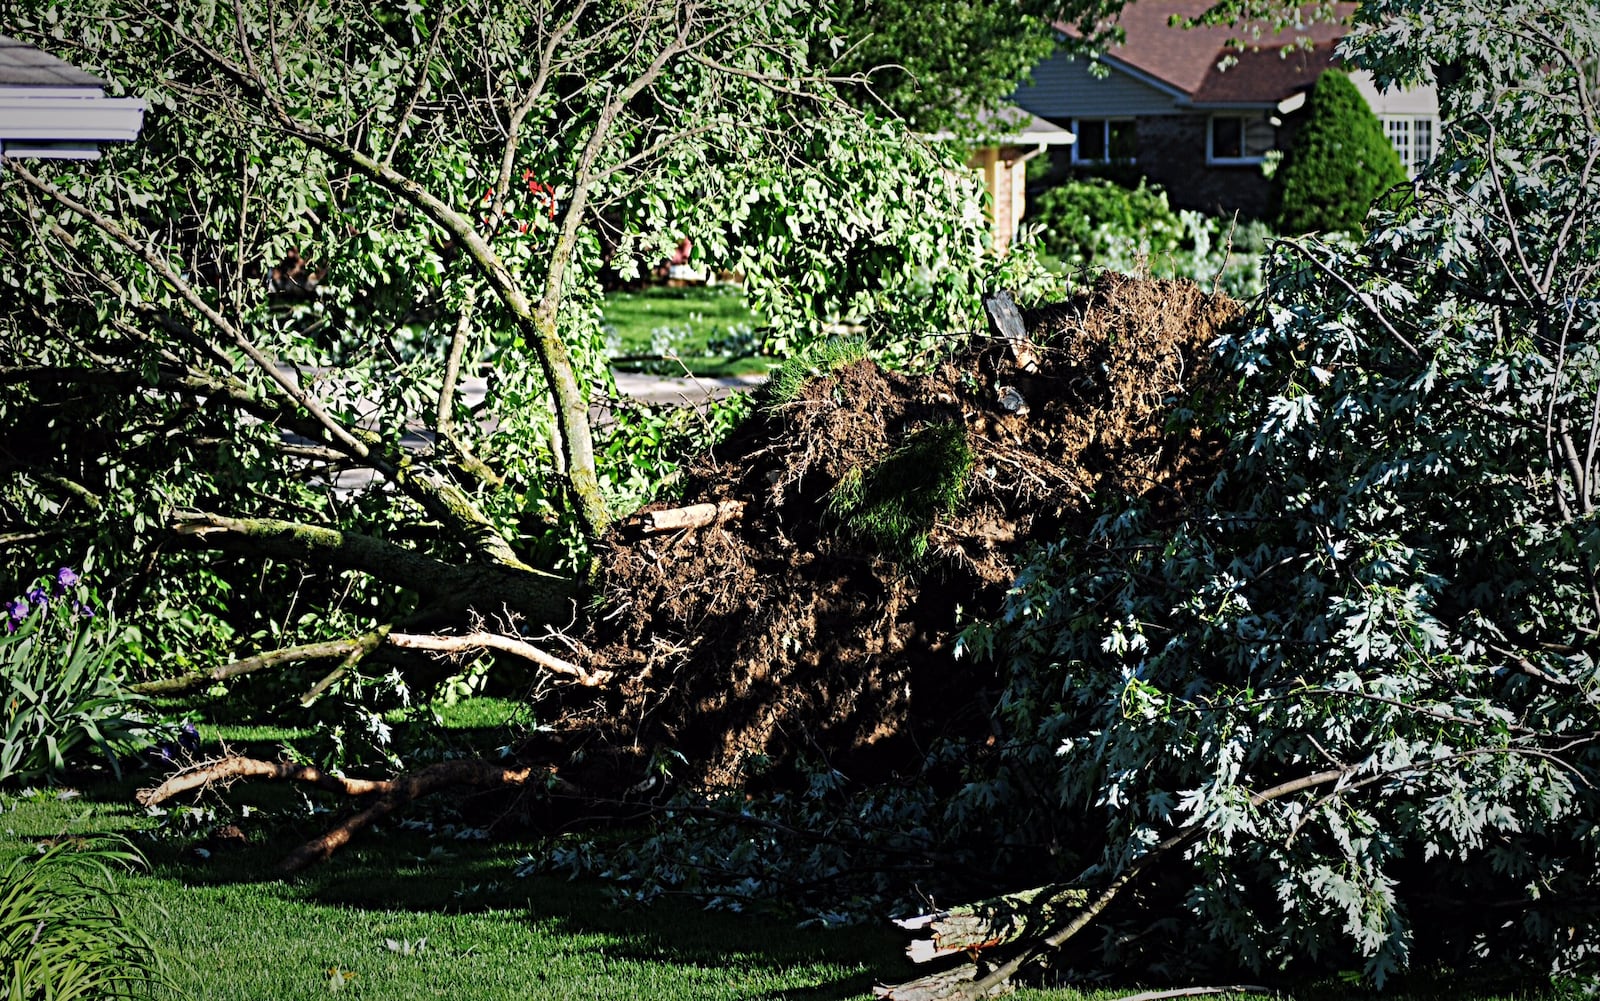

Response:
(138, 755), (543, 873)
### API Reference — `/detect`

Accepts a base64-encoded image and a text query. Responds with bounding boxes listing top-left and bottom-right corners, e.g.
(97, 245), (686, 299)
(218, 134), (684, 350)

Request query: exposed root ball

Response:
(555, 274), (1244, 790)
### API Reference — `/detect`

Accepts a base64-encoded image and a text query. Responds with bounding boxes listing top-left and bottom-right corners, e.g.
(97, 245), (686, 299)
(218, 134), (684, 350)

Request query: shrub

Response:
(0, 569), (154, 785)
(1272, 68), (1409, 234)
(1029, 177), (1183, 264)
(0, 836), (174, 1000)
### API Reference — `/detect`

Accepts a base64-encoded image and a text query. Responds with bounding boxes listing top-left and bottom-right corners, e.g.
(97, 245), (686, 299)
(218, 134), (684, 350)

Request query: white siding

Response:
(1348, 69), (1439, 116)
(1014, 51), (1181, 121)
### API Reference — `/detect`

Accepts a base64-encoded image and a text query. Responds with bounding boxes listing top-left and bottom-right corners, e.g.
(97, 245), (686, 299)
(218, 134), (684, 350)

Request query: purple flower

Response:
(54, 567), (80, 592)
(71, 600), (95, 619)
(5, 598), (28, 624)
(25, 587), (47, 610)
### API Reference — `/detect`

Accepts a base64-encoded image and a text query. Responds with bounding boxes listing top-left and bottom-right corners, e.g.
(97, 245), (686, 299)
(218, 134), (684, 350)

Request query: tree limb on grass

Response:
(137, 756), (392, 806)
(138, 755), (546, 872)
(878, 768), (1351, 1001)
(131, 623), (608, 697)
(1108, 986), (1276, 1001)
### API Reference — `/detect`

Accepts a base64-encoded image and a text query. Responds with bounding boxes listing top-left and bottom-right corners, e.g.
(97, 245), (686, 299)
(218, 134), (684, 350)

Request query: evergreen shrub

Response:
(1272, 68), (1409, 234)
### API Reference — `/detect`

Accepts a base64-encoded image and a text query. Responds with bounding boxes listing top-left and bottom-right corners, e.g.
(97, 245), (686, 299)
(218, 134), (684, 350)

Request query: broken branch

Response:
(138, 755), (544, 872)
(625, 499), (746, 534)
(131, 625), (606, 696)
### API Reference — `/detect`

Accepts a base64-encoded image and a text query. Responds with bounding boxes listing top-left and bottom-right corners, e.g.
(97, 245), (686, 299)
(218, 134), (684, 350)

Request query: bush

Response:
(1272, 68), (1409, 234)
(0, 569), (154, 785)
(1029, 177), (1183, 264)
(0, 836), (174, 1000)
(1028, 179), (1271, 298)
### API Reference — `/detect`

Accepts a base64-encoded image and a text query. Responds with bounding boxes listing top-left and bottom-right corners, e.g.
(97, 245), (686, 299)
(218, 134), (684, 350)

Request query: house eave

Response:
(0, 94), (146, 158)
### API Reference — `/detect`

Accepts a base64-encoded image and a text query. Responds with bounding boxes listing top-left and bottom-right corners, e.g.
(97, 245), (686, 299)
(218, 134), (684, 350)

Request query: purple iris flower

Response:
(54, 567), (80, 592)
(71, 600), (95, 619)
(25, 587), (47, 609)
(5, 598), (29, 624)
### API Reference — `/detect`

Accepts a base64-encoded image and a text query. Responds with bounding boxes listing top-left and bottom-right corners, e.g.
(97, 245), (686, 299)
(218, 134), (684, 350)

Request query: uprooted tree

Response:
(871, 0), (1600, 994)
(0, 0), (1018, 669)
(6, 0), (1600, 996)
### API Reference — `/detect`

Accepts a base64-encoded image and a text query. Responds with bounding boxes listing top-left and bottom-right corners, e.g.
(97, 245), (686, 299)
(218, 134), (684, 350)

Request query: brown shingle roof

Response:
(1066, 0), (1352, 104)
(0, 34), (105, 88)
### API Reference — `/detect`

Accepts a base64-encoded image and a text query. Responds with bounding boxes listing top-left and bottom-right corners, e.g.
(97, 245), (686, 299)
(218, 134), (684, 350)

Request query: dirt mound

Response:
(548, 274), (1244, 790)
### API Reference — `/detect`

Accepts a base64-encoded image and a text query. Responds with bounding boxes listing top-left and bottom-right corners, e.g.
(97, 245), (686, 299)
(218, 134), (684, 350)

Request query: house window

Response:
(1072, 119), (1137, 163)
(1208, 115), (1277, 164)
(1383, 115), (1437, 174)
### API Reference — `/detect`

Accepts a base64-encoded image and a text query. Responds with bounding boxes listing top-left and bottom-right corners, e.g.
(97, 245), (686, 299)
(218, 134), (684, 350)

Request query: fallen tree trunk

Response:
(139, 755), (545, 873)
(877, 767), (1351, 1000)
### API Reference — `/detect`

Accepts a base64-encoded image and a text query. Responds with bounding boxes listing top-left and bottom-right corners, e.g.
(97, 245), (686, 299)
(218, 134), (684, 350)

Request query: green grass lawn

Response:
(0, 696), (1581, 1001)
(603, 284), (771, 378)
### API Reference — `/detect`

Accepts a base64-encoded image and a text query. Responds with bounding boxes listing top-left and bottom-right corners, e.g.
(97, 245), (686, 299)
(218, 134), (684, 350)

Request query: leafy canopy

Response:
(957, 0), (1600, 985)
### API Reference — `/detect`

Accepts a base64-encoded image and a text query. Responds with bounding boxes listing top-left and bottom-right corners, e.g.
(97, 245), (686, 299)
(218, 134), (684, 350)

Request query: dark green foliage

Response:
(958, 0), (1600, 984)
(826, 1), (1143, 138)
(1029, 178), (1184, 263)
(826, 422), (972, 559)
(1273, 68), (1409, 234)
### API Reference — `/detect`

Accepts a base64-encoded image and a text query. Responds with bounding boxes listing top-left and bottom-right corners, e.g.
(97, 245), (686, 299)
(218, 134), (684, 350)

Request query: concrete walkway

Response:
(608, 370), (767, 406)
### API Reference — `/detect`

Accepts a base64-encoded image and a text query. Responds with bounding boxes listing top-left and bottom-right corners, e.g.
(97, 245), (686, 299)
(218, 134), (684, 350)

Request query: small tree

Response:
(1272, 68), (1408, 234)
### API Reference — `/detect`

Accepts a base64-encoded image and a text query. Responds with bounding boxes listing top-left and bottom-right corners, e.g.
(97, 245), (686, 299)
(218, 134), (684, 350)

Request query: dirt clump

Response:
(545, 273), (1244, 792)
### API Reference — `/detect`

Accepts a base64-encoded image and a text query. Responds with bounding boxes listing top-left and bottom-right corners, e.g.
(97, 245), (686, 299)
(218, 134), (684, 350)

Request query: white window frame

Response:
(1382, 114), (1438, 175)
(1070, 118), (1137, 164)
(1206, 114), (1277, 165)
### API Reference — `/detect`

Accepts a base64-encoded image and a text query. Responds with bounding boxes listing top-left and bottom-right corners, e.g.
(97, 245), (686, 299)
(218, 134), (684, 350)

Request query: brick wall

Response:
(1098, 114), (1278, 220)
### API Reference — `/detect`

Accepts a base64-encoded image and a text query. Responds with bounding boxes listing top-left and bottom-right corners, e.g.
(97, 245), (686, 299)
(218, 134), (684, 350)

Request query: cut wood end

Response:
(628, 499), (746, 534)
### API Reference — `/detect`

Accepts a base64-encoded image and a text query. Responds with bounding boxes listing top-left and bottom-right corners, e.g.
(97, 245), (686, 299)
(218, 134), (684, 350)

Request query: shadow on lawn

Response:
(131, 801), (913, 1001)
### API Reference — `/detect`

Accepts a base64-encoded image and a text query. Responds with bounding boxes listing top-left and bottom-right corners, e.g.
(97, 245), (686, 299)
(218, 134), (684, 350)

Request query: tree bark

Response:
(167, 510), (575, 622)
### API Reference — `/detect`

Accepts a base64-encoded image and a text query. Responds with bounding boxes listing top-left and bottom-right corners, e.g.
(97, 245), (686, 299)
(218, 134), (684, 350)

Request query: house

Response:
(935, 107), (1077, 253)
(1011, 0), (1439, 218)
(0, 34), (144, 163)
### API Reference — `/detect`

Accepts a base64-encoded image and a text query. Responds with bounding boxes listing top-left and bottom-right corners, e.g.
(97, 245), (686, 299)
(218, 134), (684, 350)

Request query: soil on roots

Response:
(539, 273), (1245, 792)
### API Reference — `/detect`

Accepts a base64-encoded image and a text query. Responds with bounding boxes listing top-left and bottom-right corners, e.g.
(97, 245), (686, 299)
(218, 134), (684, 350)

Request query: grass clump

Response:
(0, 835), (174, 1000)
(827, 421), (973, 560)
(763, 338), (871, 409)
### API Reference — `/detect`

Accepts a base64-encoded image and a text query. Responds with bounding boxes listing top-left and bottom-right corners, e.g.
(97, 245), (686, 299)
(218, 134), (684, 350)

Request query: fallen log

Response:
(874, 964), (1013, 1001)
(894, 884), (1088, 963)
(877, 767), (1352, 1000)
